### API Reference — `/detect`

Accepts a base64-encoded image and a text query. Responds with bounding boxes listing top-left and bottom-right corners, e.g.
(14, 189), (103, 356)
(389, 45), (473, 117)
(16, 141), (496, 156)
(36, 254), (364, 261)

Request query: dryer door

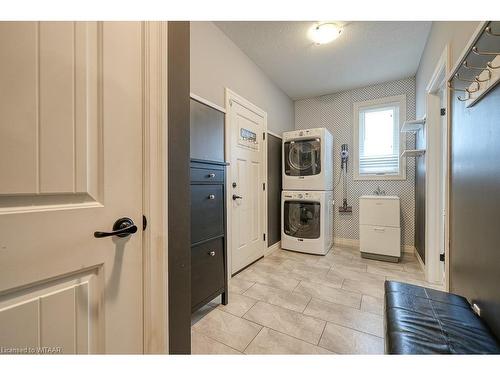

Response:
(284, 139), (321, 177)
(284, 200), (321, 239)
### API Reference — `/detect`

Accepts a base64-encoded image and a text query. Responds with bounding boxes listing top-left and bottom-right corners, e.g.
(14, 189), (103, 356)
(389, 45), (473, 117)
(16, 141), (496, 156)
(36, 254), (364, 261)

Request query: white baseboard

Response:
(334, 237), (416, 254)
(265, 241), (281, 256)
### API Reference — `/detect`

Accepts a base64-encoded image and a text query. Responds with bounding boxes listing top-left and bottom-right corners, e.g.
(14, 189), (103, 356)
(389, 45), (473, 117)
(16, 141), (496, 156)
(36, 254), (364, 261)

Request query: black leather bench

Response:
(384, 281), (500, 354)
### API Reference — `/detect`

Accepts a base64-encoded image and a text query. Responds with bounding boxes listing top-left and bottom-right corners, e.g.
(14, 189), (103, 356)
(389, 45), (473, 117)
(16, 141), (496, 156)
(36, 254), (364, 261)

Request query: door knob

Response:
(232, 194), (243, 200)
(94, 217), (138, 238)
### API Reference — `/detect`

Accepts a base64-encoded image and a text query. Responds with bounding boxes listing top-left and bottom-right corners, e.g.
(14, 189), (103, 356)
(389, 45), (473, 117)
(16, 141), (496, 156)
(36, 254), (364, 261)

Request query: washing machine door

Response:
(284, 200), (321, 239)
(284, 139), (321, 176)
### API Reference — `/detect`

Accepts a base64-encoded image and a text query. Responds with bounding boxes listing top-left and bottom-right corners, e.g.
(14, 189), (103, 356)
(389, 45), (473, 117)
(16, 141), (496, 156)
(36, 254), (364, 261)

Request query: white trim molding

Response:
(424, 44), (450, 288)
(189, 92), (226, 113)
(352, 94), (407, 181)
(142, 21), (168, 354)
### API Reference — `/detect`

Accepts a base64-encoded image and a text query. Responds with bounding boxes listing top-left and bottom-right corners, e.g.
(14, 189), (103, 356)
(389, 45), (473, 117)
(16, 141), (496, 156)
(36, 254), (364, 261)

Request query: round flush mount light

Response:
(308, 22), (343, 45)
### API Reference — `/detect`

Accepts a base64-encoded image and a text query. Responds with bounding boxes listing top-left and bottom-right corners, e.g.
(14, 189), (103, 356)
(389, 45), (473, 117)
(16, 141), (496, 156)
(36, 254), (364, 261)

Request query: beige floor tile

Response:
(243, 301), (326, 345)
(271, 249), (322, 265)
(295, 281), (362, 308)
(403, 261), (424, 274)
(218, 292), (258, 317)
(281, 259), (331, 278)
(191, 330), (241, 354)
(367, 265), (425, 281)
(319, 322), (384, 354)
(328, 266), (386, 283)
(358, 257), (405, 271)
(245, 327), (333, 355)
(296, 272), (344, 289)
(318, 255), (368, 272)
(235, 267), (301, 292)
(361, 295), (384, 316)
(342, 278), (385, 299)
(243, 283), (311, 312)
(229, 278), (255, 294)
(192, 308), (262, 352)
(304, 298), (384, 337)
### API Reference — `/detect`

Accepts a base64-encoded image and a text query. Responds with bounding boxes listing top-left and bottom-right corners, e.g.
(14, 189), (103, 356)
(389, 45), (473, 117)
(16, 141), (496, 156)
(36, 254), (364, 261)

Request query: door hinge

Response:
(263, 182), (266, 191)
(263, 132), (266, 140)
(263, 233), (266, 241)
(440, 253), (445, 262)
(440, 108), (446, 116)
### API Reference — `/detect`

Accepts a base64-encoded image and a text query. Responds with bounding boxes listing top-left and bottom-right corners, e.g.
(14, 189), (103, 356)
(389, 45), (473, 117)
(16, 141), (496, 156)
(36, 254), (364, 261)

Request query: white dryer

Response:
(281, 190), (334, 255)
(282, 128), (334, 191)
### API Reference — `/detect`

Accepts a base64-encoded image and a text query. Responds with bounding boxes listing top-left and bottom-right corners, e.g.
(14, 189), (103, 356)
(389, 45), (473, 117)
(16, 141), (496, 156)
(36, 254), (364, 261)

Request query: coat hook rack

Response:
(448, 21), (500, 107)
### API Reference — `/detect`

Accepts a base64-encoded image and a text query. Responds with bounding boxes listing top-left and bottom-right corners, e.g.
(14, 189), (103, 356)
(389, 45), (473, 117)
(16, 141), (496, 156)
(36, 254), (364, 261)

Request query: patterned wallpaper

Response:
(294, 77), (416, 246)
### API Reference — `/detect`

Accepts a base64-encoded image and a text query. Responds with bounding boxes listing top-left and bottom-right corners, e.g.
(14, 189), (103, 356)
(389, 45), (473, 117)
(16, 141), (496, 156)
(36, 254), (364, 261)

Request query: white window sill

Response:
(353, 174), (407, 181)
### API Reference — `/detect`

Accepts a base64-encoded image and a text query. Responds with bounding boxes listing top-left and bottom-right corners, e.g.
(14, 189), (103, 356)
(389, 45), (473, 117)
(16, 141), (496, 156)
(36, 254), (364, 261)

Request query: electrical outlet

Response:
(472, 303), (481, 316)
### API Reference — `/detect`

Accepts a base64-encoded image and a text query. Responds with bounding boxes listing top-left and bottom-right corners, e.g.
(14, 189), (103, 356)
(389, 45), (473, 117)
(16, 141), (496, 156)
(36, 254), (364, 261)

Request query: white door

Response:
(0, 22), (143, 354)
(227, 91), (267, 273)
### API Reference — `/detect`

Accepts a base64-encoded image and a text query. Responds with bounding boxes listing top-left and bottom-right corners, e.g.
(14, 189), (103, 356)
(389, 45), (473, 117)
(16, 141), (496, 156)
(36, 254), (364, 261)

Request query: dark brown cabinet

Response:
(190, 97), (228, 313)
(190, 160), (228, 312)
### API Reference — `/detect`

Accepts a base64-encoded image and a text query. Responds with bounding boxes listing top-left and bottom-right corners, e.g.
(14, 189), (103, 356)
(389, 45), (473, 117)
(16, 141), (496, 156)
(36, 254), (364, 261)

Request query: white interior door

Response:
(228, 92), (267, 274)
(0, 22), (144, 354)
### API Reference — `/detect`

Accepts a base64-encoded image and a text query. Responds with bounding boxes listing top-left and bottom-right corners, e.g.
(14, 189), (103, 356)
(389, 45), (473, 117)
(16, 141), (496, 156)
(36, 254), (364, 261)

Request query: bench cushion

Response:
(384, 281), (500, 354)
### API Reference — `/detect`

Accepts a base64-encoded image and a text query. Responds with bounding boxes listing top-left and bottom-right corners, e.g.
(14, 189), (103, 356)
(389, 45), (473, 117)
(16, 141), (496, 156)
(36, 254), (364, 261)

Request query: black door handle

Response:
(94, 217), (138, 238)
(232, 194), (243, 200)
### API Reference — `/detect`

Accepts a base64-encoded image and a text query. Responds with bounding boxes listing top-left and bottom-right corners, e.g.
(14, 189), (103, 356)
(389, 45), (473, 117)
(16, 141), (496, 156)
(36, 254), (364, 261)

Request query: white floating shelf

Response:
(402, 149), (426, 157)
(401, 118), (426, 133)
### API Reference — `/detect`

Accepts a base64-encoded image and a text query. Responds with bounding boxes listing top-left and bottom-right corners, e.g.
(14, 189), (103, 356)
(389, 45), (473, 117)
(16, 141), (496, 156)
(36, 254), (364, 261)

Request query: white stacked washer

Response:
(281, 128), (334, 255)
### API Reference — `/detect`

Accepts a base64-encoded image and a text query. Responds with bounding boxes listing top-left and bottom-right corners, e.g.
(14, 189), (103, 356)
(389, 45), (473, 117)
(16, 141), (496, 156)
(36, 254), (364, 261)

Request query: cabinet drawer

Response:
(191, 166), (224, 184)
(191, 237), (225, 308)
(359, 198), (400, 227)
(360, 224), (401, 257)
(191, 184), (224, 243)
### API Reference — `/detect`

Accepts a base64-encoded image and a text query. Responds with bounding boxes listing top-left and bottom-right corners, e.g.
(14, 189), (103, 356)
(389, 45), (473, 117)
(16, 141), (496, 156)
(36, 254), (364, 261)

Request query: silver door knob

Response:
(208, 173), (216, 178)
(208, 251), (216, 256)
(208, 194), (215, 200)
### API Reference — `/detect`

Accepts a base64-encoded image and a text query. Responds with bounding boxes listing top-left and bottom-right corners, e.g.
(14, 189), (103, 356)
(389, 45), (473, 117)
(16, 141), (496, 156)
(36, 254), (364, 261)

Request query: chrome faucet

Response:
(373, 186), (386, 196)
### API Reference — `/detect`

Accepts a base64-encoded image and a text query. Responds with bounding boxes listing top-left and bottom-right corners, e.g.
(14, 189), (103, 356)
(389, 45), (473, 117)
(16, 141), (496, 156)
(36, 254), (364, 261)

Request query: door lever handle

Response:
(232, 194), (243, 200)
(94, 217), (138, 238)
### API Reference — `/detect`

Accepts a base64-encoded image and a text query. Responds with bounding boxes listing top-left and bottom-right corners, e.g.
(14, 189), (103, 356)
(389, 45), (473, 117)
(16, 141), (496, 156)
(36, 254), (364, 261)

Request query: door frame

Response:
(425, 44), (451, 288)
(142, 21), (169, 354)
(224, 88), (268, 276)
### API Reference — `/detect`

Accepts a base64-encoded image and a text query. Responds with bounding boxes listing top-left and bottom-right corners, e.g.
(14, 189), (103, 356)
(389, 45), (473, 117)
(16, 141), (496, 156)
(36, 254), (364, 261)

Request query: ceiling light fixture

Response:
(308, 22), (343, 45)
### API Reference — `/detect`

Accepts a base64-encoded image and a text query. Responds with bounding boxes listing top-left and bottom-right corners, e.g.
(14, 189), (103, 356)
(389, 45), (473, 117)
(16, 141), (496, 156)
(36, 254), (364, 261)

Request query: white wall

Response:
(190, 21), (294, 135)
(415, 21), (480, 117)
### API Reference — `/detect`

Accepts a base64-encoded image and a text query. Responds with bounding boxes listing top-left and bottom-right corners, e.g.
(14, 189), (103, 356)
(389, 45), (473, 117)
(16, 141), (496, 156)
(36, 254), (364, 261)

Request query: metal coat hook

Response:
(447, 81), (480, 94)
(472, 46), (500, 56)
(487, 61), (500, 69)
(457, 92), (470, 102)
(463, 61), (488, 71)
(454, 74), (483, 88)
(485, 26), (500, 37)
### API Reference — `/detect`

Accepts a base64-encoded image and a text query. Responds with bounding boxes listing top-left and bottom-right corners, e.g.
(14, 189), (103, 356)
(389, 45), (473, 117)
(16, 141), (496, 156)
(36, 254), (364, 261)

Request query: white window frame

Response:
(353, 94), (407, 181)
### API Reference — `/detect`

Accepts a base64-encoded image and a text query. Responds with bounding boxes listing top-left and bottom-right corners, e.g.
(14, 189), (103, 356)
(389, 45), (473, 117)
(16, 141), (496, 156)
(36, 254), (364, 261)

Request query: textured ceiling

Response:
(214, 21), (432, 100)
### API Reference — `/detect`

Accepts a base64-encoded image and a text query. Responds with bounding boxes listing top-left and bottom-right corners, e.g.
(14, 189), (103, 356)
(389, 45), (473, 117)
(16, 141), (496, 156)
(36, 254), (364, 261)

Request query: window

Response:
(353, 95), (406, 180)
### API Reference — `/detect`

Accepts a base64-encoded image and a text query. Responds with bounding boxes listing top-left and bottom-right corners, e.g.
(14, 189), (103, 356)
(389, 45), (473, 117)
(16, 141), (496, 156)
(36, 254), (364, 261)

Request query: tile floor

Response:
(191, 245), (443, 355)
